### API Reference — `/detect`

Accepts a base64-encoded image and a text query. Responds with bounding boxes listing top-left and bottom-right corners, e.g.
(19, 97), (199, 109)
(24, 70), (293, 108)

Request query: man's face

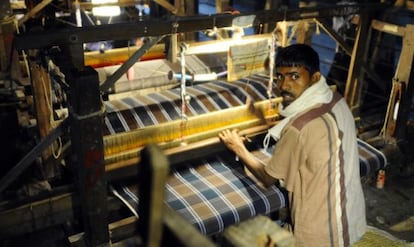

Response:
(275, 66), (320, 107)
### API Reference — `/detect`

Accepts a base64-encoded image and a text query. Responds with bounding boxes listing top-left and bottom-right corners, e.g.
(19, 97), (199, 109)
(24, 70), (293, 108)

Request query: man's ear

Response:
(311, 71), (321, 83)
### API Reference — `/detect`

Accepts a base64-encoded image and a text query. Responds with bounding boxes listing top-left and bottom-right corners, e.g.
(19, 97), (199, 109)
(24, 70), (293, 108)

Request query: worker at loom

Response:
(219, 44), (366, 246)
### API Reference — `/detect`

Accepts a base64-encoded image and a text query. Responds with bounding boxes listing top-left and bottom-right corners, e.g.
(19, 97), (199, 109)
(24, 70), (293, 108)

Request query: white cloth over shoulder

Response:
(263, 76), (333, 148)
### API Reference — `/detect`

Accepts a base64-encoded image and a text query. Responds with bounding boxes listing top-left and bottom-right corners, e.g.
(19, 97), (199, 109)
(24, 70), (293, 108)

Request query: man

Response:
(219, 44), (366, 246)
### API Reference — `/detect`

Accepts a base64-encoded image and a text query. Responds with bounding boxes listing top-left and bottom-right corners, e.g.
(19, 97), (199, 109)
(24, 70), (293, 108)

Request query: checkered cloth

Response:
(165, 154), (286, 235)
(115, 138), (385, 236)
(116, 149), (287, 236)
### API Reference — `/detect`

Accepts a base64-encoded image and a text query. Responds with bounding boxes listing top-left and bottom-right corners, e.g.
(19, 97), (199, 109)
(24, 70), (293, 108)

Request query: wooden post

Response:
(344, 13), (372, 117)
(381, 24), (414, 141)
(0, 18), (14, 72)
(215, 0), (230, 13)
(138, 144), (169, 247)
(68, 67), (109, 247)
(28, 52), (57, 172)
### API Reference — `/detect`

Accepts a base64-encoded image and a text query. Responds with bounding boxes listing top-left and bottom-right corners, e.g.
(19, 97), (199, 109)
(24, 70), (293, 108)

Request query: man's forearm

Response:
(236, 147), (277, 187)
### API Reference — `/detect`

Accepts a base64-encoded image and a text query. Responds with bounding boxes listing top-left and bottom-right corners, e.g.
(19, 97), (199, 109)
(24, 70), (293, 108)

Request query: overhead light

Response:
(92, 0), (121, 17)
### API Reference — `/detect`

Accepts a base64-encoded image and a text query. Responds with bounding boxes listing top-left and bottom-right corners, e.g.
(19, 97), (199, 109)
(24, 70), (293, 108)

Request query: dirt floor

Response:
(362, 138), (414, 243)
(363, 169), (414, 243)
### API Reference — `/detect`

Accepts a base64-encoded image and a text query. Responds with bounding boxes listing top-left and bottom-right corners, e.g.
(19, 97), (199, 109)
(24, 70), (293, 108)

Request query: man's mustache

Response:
(280, 90), (294, 98)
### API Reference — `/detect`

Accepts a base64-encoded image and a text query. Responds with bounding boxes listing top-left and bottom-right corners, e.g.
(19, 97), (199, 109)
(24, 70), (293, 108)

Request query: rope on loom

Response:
(41, 63), (63, 159)
(267, 28), (277, 101)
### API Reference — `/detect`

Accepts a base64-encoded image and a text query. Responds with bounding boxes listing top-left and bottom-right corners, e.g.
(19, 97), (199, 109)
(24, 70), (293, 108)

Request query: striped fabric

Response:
(358, 139), (387, 176)
(103, 74), (272, 135)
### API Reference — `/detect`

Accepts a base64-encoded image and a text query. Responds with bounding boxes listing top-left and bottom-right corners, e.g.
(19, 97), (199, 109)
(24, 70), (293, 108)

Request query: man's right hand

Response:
(218, 129), (246, 156)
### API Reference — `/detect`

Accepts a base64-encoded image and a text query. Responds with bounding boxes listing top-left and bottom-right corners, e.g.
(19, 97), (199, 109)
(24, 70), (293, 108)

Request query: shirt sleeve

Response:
(264, 125), (304, 192)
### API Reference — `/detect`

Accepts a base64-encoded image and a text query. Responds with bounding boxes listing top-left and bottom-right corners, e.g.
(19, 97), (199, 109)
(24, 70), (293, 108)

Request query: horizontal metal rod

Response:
(13, 3), (385, 50)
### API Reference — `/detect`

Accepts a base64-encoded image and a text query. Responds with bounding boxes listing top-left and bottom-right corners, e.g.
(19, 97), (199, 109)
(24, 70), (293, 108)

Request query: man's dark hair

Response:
(275, 43), (320, 75)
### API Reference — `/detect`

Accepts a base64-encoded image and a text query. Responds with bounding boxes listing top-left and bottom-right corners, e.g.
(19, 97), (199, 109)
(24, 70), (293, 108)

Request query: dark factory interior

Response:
(0, 0), (414, 246)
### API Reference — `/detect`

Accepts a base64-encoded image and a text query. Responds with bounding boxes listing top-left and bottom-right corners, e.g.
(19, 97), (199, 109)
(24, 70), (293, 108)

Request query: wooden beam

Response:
(314, 18), (352, 56)
(344, 13), (372, 116)
(17, 0), (52, 26)
(371, 19), (406, 37)
(153, 0), (178, 14)
(383, 24), (414, 141)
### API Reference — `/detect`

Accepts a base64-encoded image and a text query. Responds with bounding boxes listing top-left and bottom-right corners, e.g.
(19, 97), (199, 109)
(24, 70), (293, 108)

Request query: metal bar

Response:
(13, 3), (383, 50)
(0, 119), (67, 194)
(100, 36), (164, 93)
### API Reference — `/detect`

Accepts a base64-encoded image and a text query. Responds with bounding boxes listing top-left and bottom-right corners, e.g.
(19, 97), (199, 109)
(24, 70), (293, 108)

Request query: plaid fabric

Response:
(357, 139), (387, 176)
(115, 139), (385, 236)
(165, 153), (285, 236)
(116, 150), (287, 236)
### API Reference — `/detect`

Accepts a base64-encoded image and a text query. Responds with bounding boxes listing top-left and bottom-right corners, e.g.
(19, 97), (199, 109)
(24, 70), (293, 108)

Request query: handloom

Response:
(105, 74), (387, 235)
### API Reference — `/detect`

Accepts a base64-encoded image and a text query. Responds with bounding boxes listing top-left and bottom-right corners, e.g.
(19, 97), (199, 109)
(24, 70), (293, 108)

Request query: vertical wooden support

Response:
(344, 13), (371, 117)
(262, 0), (273, 33)
(175, 0), (185, 16)
(184, 0), (197, 41)
(68, 67), (109, 247)
(215, 0), (230, 13)
(29, 54), (52, 142)
(384, 24), (414, 141)
(0, 18), (14, 72)
(276, 21), (289, 47)
(66, 44), (85, 71)
(28, 53), (57, 176)
(295, 20), (309, 44)
(138, 144), (169, 247)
